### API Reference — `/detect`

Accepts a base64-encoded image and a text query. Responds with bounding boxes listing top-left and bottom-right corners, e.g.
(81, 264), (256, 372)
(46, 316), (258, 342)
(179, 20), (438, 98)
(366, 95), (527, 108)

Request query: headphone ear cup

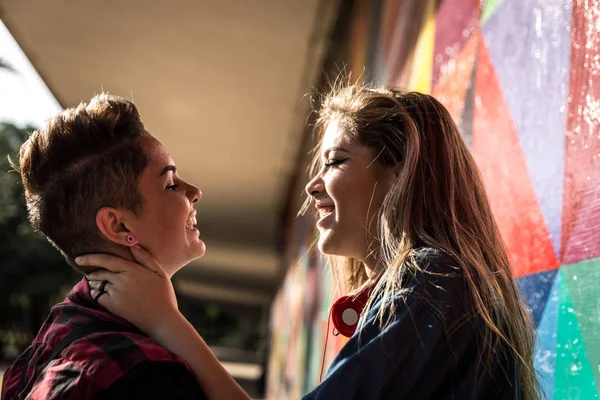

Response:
(331, 296), (362, 337)
(330, 289), (371, 338)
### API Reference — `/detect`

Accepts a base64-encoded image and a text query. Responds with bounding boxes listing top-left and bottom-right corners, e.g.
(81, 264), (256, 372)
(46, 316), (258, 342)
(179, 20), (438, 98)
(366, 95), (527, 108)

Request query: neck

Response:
(75, 244), (176, 279)
(111, 244), (137, 264)
(363, 251), (381, 278)
(118, 245), (179, 279)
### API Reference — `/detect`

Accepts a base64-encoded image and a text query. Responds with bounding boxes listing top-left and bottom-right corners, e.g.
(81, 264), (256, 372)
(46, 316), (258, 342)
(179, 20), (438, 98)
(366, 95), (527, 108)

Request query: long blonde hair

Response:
(301, 84), (539, 399)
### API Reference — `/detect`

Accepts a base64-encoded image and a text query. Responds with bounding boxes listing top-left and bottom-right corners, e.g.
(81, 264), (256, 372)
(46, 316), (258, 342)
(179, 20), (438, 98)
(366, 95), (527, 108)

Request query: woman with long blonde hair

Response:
(80, 84), (540, 399)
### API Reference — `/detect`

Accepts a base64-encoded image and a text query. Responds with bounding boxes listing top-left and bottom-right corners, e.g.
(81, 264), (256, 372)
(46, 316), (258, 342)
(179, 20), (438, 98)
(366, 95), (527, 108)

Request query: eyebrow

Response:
(322, 146), (350, 155)
(159, 165), (177, 176)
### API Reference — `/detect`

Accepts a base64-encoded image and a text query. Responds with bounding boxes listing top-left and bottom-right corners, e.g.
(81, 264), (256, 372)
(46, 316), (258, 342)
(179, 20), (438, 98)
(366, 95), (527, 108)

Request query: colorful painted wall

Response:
(266, 217), (346, 399)
(268, 0), (600, 398)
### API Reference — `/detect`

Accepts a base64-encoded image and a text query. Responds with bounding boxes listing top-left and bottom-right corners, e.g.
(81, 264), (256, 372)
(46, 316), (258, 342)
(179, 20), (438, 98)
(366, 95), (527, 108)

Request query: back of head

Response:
(307, 83), (539, 399)
(15, 94), (148, 268)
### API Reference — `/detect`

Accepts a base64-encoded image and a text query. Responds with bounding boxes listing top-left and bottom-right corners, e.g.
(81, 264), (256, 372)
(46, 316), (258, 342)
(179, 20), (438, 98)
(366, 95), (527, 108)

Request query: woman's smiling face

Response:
(124, 133), (205, 275)
(305, 120), (394, 263)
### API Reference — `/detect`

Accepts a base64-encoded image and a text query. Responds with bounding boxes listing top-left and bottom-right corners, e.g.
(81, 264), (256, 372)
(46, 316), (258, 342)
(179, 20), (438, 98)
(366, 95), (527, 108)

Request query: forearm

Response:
(152, 313), (251, 400)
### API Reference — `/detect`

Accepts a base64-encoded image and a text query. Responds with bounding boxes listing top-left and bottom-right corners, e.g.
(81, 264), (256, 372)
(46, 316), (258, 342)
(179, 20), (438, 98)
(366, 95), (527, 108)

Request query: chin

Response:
(317, 230), (341, 256)
(185, 240), (207, 263)
(168, 242), (207, 276)
(194, 240), (207, 259)
(317, 229), (360, 259)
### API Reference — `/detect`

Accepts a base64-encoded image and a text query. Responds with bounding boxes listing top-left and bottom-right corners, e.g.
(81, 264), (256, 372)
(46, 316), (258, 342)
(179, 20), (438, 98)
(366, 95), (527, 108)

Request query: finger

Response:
(88, 280), (104, 290)
(130, 245), (168, 278)
(76, 253), (140, 273)
(96, 291), (111, 308)
(89, 281), (112, 294)
(90, 289), (111, 307)
(87, 270), (121, 283)
(87, 279), (114, 291)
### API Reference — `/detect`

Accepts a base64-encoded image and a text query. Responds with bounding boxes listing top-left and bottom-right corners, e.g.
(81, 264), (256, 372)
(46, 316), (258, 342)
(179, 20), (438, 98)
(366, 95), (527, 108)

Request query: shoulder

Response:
(25, 359), (205, 400)
(412, 246), (460, 276)
(34, 332), (195, 397)
(398, 247), (476, 330)
(59, 330), (190, 389)
(96, 361), (207, 399)
(78, 329), (180, 360)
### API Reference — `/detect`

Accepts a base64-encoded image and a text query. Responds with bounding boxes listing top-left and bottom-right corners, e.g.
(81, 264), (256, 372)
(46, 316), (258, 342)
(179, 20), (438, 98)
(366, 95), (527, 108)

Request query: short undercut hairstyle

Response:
(13, 94), (148, 267)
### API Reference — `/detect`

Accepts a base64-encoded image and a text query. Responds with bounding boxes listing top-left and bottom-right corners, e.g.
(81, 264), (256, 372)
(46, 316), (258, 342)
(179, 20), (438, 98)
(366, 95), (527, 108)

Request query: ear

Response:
(96, 207), (137, 247)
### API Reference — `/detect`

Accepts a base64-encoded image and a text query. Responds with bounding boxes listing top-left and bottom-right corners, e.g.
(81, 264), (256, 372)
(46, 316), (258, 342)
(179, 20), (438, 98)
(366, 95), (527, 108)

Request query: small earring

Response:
(126, 235), (135, 244)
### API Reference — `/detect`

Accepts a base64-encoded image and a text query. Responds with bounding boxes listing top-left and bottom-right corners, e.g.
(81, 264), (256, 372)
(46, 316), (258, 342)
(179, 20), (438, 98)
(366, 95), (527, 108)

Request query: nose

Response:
(187, 183), (202, 204)
(305, 173), (324, 198)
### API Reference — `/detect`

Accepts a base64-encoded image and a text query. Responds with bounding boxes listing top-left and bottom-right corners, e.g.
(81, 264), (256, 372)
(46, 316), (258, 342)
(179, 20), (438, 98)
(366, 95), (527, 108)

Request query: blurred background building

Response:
(1, 1), (599, 399)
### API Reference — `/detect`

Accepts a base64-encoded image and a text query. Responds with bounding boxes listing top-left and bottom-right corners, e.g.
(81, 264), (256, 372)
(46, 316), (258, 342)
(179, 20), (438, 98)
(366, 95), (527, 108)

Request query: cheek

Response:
(331, 176), (373, 216)
(163, 203), (189, 235)
(324, 174), (350, 205)
(136, 199), (187, 241)
(143, 213), (186, 261)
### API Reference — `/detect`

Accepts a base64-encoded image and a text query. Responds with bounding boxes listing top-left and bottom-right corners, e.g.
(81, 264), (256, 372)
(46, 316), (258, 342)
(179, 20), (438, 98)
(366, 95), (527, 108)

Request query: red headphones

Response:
(320, 285), (375, 381)
(330, 285), (374, 338)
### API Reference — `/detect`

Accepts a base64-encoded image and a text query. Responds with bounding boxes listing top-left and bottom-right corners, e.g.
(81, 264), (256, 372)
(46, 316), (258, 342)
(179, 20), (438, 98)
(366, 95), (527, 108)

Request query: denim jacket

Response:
(304, 248), (519, 400)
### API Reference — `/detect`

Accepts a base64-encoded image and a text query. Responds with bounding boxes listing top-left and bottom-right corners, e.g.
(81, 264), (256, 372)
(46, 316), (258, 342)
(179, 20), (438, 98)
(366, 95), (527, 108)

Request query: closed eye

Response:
(324, 158), (348, 167)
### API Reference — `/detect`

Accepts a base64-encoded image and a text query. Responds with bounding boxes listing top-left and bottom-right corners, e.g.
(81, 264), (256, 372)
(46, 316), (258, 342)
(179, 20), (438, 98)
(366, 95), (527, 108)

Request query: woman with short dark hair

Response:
(1, 94), (215, 399)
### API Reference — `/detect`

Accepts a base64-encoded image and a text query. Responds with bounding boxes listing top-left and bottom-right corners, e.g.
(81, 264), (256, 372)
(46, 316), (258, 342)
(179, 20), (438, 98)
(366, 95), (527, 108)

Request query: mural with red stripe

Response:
(268, 1), (600, 398)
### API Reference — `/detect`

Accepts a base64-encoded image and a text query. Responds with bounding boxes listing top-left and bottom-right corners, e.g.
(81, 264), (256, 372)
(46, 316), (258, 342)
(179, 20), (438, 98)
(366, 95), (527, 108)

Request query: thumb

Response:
(76, 253), (134, 273)
(130, 245), (168, 278)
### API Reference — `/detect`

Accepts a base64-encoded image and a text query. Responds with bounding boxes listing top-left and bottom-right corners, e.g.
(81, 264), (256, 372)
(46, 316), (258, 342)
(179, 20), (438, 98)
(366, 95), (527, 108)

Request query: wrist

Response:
(149, 308), (187, 341)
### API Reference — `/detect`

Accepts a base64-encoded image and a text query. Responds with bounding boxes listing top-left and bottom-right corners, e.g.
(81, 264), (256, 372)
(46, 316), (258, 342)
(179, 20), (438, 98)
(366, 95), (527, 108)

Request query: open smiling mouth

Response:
(319, 207), (334, 217)
(317, 206), (335, 226)
(185, 214), (197, 231)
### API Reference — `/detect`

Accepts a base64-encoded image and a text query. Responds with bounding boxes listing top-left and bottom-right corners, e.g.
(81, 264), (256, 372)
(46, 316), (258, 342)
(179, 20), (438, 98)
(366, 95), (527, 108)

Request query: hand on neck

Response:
(74, 242), (182, 279)
(71, 243), (136, 275)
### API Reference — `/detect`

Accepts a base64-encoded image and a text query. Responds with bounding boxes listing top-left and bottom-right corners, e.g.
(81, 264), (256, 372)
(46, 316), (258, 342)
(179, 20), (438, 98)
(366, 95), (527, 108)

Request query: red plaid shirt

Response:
(1, 278), (204, 399)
